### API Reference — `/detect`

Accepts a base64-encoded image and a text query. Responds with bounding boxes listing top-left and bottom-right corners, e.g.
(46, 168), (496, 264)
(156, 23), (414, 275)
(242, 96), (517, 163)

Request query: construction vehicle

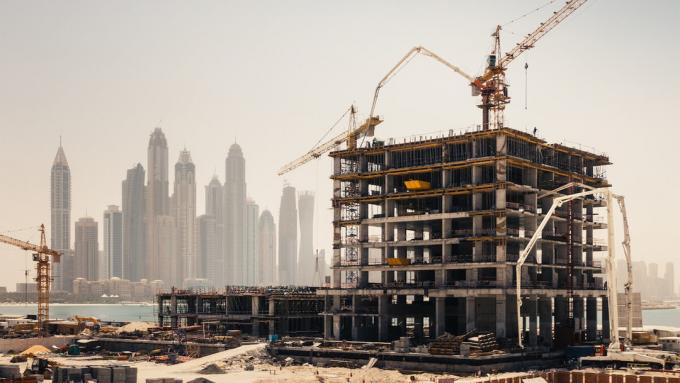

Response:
(0, 224), (60, 334)
(279, 0), (589, 175)
(516, 185), (635, 352)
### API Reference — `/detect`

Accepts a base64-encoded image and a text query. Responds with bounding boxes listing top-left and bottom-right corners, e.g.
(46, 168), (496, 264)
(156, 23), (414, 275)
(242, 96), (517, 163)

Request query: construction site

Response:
(322, 126), (611, 348)
(156, 287), (324, 339)
(0, 0), (678, 382)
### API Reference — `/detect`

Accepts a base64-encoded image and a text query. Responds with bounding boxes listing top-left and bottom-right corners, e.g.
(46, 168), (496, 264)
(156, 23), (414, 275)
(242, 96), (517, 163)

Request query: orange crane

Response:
(278, 0), (589, 175)
(0, 224), (60, 334)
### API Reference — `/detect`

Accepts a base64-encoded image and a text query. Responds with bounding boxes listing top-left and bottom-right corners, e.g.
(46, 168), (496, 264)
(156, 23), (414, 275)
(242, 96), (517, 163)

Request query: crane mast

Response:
(0, 224), (60, 334)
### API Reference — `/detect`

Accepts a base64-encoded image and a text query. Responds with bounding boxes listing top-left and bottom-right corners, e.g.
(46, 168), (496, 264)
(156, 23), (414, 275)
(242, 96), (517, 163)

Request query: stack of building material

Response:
(462, 332), (498, 354)
(428, 333), (463, 355)
(52, 365), (137, 383)
(146, 379), (183, 383)
(392, 337), (411, 353)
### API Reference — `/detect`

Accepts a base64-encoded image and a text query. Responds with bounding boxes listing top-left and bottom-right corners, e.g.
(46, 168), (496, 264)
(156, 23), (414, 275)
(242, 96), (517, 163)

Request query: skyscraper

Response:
(103, 205), (123, 279)
(205, 176), (224, 285)
(224, 143), (246, 285)
(197, 215), (217, 281)
(146, 128), (170, 282)
(173, 149), (197, 284)
(664, 262), (676, 299)
(51, 142), (71, 291)
(245, 199), (259, 286)
(155, 215), (177, 286)
(278, 185), (298, 285)
(258, 210), (276, 286)
(122, 163), (146, 281)
(75, 217), (99, 281)
(297, 191), (314, 285)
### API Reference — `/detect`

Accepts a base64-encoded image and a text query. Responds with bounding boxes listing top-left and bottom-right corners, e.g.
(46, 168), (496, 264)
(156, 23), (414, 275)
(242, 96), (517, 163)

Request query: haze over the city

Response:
(0, 0), (678, 288)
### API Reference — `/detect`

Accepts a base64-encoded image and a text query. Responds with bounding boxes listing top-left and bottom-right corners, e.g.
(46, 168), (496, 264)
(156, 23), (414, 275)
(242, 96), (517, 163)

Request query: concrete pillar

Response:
(251, 297), (260, 337)
(170, 294), (178, 328)
(496, 294), (507, 338)
(333, 315), (341, 340)
(529, 296), (538, 347)
(324, 315), (333, 339)
(466, 296), (476, 332)
(351, 316), (359, 340)
(268, 297), (276, 335)
(539, 297), (553, 347)
(378, 295), (390, 341)
(602, 296), (610, 343)
(573, 296), (585, 335)
(435, 297), (446, 337)
(586, 296), (598, 341)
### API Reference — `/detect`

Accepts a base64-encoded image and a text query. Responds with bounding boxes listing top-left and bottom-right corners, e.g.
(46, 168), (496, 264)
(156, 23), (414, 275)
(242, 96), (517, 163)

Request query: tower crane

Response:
(278, 0), (589, 175)
(471, 0), (588, 130)
(0, 224), (60, 334)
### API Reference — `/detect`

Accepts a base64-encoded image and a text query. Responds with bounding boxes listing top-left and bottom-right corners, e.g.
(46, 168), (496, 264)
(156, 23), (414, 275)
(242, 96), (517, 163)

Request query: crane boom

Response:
(498, 0), (588, 70)
(369, 46), (475, 118)
(278, 46), (471, 176)
(0, 233), (60, 260)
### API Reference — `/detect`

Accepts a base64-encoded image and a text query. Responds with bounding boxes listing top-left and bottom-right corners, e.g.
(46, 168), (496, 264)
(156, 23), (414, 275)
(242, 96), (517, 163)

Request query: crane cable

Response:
(309, 106), (353, 152)
(502, 0), (559, 27)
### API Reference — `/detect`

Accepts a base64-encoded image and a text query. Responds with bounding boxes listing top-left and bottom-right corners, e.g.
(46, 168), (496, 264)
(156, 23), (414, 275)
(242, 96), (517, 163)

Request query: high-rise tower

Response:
(297, 191), (314, 285)
(245, 199), (259, 285)
(258, 210), (276, 286)
(74, 217), (99, 281)
(146, 128), (170, 282)
(224, 143), (246, 285)
(278, 185), (297, 285)
(172, 149), (197, 284)
(102, 205), (123, 279)
(205, 176), (224, 285)
(51, 142), (71, 291)
(122, 163), (146, 281)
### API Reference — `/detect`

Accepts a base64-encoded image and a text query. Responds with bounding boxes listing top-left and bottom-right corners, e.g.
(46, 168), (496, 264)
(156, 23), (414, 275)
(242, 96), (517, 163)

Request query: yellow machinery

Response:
(387, 258), (411, 266)
(404, 180), (432, 191)
(0, 224), (60, 334)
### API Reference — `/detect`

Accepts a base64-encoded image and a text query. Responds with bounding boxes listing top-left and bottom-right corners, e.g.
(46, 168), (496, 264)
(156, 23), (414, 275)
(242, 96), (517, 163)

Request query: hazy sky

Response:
(0, 0), (678, 289)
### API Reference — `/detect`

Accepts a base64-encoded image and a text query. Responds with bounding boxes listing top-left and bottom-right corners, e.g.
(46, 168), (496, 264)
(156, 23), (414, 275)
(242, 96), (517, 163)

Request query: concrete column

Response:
(466, 296), (476, 332)
(333, 315), (341, 340)
(435, 297), (446, 337)
(496, 294), (507, 338)
(251, 297), (260, 337)
(586, 296), (598, 341)
(378, 295), (390, 341)
(602, 296), (610, 343)
(324, 315), (333, 339)
(170, 294), (178, 328)
(539, 297), (553, 347)
(528, 296), (538, 347)
(351, 295), (359, 340)
(573, 296), (585, 335)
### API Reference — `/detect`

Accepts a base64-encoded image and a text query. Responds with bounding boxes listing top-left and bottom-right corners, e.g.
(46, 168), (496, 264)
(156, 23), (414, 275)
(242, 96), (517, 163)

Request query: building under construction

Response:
(321, 126), (611, 348)
(157, 287), (324, 338)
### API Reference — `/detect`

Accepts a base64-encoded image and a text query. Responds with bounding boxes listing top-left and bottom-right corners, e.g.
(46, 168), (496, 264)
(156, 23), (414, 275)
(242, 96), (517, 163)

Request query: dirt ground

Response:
(1, 343), (449, 383)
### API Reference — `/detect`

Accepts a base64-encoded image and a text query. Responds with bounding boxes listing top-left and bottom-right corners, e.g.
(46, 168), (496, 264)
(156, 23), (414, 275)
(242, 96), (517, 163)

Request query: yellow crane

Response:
(278, 0), (589, 175)
(0, 224), (60, 334)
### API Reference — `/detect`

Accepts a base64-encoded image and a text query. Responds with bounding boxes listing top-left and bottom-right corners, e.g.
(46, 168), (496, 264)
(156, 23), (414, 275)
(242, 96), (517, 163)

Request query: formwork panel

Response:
(639, 376), (652, 383)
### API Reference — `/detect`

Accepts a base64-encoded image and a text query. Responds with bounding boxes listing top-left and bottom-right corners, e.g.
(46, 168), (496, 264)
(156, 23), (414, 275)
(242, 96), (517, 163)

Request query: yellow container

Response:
(387, 258), (411, 266)
(404, 180), (432, 191)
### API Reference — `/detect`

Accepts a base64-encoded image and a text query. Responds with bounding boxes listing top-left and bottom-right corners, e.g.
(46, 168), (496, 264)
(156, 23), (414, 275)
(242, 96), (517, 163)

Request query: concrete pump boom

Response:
(515, 187), (628, 351)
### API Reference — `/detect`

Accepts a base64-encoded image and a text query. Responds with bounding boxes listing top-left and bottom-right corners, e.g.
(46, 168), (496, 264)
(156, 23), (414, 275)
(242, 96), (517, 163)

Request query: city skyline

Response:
(0, 1), (678, 290)
(37, 129), (329, 290)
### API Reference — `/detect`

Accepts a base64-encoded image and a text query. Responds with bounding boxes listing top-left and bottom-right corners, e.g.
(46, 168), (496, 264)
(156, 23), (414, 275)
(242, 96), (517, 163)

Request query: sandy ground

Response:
(1, 343), (447, 383)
